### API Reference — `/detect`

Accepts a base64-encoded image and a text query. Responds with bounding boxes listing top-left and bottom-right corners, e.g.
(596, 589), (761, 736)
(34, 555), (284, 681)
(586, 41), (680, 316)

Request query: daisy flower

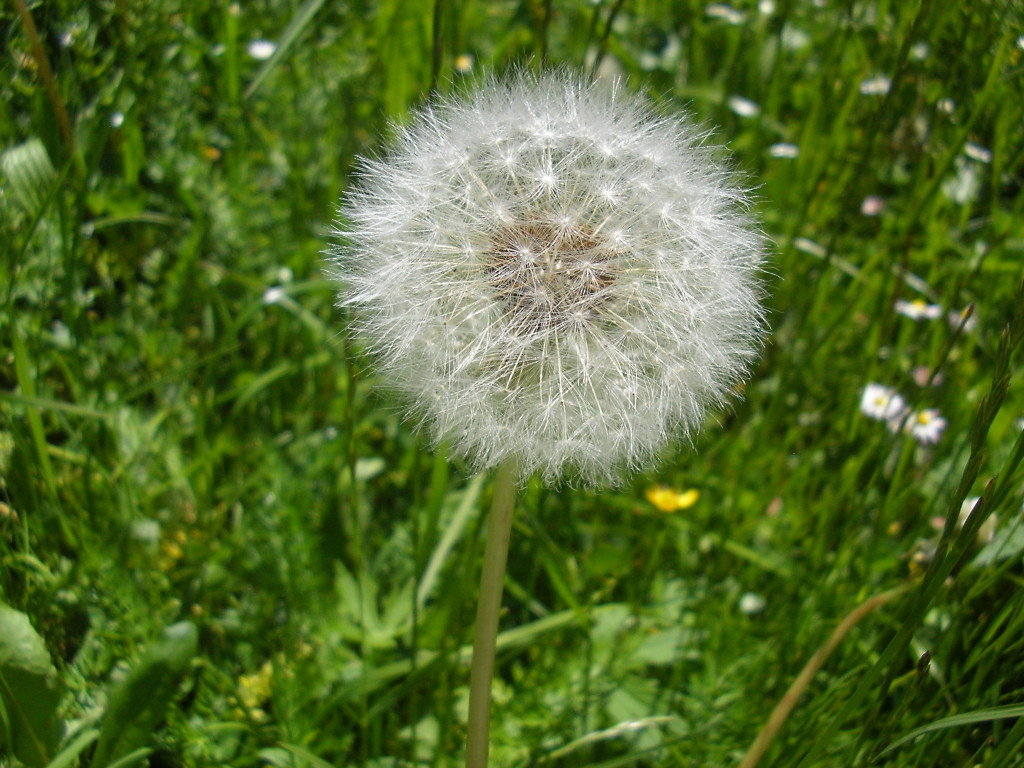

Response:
(895, 299), (943, 321)
(860, 383), (908, 423)
(906, 408), (947, 445)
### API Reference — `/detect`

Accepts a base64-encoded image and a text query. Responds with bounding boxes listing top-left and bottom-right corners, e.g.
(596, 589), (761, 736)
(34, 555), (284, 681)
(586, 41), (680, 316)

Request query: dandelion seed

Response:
(907, 409), (946, 445)
(860, 383), (907, 423)
(894, 298), (942, 321)
(330, 71), (766, 487)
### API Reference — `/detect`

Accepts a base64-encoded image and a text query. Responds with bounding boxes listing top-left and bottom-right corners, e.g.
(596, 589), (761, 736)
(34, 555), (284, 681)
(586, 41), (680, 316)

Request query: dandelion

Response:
(906, 408), (946, 445)
(329, 70), (765, 768)
(860, 383), (908, 423)
(894, 298), (943, 321)
(331, 70), (766, 487)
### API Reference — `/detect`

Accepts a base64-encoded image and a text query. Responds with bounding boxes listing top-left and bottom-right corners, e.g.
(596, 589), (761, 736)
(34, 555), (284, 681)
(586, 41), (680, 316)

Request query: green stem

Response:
(465, 458), (519, 768)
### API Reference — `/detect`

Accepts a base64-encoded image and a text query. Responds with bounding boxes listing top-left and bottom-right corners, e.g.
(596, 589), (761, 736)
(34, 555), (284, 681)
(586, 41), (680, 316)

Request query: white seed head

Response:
(329, 71), (767, 486)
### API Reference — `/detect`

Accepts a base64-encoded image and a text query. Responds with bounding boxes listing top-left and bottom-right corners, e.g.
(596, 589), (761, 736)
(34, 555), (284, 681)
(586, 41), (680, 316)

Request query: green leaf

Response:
(0, 603), (62, 768)
(875, 704), (1024, 759)
(91, 622), (198, 768)
(0, 137), (57, 215)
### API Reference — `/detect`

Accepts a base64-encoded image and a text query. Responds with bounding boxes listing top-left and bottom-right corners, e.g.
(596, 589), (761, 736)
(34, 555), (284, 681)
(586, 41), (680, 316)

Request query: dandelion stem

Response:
(466, 457), (519, 768)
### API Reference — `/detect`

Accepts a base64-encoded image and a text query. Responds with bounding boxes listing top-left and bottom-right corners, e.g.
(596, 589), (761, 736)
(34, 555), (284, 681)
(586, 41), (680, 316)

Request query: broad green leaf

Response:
(0, 603), (62, 768)
(91, 622), (198, 768)
(0, 137), (56, 215)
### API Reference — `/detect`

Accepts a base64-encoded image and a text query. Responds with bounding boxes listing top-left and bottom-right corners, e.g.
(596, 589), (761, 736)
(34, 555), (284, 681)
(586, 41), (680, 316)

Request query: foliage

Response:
(1, 1), (1023, 766)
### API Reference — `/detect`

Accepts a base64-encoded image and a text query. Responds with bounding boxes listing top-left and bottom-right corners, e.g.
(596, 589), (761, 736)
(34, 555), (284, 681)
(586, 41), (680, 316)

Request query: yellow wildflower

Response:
(645, 486), (700, 513)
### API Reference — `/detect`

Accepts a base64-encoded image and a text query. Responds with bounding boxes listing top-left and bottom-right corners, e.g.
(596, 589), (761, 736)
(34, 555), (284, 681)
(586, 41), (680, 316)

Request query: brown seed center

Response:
(485, 218), (617, 333)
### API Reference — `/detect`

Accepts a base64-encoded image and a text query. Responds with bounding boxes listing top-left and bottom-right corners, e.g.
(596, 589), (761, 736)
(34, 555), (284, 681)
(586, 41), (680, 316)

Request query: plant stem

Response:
(465, 458), (519, 768)
(738, 582), (914, 768)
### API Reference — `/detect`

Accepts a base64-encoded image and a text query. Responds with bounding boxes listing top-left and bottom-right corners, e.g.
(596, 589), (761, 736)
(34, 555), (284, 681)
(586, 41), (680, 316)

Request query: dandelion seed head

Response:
(329, 71), (767, 486)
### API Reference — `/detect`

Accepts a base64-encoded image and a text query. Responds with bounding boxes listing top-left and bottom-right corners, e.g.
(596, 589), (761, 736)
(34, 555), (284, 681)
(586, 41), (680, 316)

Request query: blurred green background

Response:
(2, 1), (1023, 766)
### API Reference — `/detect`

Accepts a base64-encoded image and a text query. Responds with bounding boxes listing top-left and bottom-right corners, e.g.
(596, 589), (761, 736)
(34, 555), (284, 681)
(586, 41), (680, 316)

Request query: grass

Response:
(2, 0), (1024, 766)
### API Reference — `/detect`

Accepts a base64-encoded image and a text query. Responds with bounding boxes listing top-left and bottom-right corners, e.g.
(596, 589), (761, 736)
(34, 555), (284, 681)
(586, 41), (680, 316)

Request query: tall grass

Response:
(1, 1), (1023, 766)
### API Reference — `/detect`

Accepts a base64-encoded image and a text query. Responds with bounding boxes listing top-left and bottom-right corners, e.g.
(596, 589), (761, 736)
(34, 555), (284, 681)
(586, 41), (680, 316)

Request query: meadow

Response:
(2, 1), (1024, 766)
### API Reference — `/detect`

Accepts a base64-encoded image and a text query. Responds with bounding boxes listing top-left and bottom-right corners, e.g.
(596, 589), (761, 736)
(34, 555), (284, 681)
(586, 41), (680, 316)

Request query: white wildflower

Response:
(859, 75), (891, 95)
(793, 237), (826, 257)
(860, 383), (907, 423)
(728, 95), (760, 118)
(706, 4), (746, 24)
(739, 592), (766, 615)
(262, 286), (286, 305)
(860, 195), (885, 216)
(894, 298), (943, 320)
(330, 71), (766, 486)
(781, 26), (810, 50)
(907, 409), (946, 445)
(947, 306), (977, 332)
(768, 143), (799, 158)
(247, 39), (276, 60)
(954, 495), (995, 544)
(964, 142), (992, 163)
(942, 156), (980, 204)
